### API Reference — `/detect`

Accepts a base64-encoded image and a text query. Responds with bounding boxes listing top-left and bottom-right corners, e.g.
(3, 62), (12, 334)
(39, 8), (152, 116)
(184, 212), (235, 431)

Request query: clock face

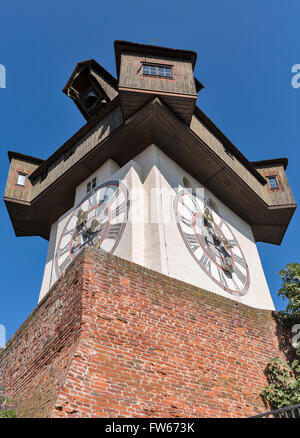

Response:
(174, 190), (249, 296)
(55, 180), (129, 278)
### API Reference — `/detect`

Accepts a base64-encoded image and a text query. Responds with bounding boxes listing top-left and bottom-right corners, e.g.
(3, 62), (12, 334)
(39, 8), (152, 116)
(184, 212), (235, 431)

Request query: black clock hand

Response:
(206, 224), (233, 274)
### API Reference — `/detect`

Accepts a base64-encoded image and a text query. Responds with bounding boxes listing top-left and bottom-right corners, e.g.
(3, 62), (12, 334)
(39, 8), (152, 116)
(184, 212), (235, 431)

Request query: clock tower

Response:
(1, 41), (296, 417)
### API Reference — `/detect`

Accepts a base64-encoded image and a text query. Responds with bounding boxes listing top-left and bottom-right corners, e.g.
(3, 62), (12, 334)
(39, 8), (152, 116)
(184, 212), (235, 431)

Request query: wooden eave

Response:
(119, 87), (197, 125)
(193, 106), (267, 185)
(5, 98), (296, 244)
(8, 151), (44, 165)
(251, 158), (288, 170)
(30, 96), (121, 181)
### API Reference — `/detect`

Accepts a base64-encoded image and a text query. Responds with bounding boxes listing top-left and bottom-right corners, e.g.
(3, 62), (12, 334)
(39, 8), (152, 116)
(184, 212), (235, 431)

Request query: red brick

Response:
(0, 247), (290, 417)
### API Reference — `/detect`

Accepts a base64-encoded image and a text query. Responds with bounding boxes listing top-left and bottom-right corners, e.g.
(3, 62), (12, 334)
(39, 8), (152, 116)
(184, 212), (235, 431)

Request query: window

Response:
(142, 63), (173, 78)
(87, 177), (96, 193)
(158, 66), (172, 77)
(268, 176), (279, 190)
(16, 173), (26, 186)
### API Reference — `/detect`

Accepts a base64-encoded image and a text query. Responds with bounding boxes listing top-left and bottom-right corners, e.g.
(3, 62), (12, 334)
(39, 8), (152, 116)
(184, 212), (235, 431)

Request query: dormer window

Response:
(268, 176), (279, 190)
(142, 63), (173, 78)
(16, 173), (26, 186)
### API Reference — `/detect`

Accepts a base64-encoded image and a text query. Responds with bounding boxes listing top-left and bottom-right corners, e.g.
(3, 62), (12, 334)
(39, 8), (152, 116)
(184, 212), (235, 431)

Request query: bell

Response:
(83, 90), (99, 109)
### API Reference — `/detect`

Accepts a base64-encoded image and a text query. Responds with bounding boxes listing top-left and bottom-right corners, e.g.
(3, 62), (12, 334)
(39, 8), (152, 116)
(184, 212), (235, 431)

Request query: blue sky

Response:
(0, 0), (299, 341)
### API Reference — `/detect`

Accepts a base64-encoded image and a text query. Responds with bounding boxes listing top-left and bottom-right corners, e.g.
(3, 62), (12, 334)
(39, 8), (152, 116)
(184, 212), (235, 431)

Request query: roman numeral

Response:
(231, 277), (240, 291)
(181, 201), (194, 216)
(218, 268), (228, 289)
(234, 254), (246, 268)
(63, 225), (76, 238)
(59, 255), (72, 273)
(200, 253), (212, 273)
(57, 244), (69, 258)
(234, 265), (246, 285)
(180, 214), (192, 227)
(191, 196), (200, 210)
(185, 233), (199, 251)
(107, 223), (121, 240)
(111, 202), (126, 220)
(227, 238), (237, 248)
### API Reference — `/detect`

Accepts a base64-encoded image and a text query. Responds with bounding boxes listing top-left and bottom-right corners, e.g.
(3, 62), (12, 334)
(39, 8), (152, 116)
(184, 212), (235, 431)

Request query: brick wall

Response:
(0, 247), (289, 417)
(0, 254), (84, 417)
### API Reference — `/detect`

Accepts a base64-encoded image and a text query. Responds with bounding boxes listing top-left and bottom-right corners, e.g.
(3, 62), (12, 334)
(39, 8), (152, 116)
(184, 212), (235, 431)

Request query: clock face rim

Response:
(174, 190), (250, 297)
(55, 179), (129, 278)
